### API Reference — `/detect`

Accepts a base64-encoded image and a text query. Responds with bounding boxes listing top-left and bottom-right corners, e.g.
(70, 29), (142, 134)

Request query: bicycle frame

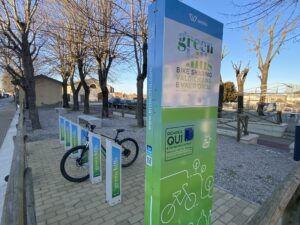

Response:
(172, 183), (191, 206)
(82, 125), (121, 158)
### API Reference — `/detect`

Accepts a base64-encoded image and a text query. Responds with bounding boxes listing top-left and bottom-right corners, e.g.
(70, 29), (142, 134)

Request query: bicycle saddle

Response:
(116, 129), (125, 133)
(90, 125), (96, 131)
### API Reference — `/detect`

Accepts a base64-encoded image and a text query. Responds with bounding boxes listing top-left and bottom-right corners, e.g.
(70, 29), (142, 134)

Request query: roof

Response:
(35, 75), (62, 85)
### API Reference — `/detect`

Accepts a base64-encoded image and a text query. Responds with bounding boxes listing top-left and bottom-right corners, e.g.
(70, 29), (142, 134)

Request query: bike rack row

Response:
(58, 116), (122, 206)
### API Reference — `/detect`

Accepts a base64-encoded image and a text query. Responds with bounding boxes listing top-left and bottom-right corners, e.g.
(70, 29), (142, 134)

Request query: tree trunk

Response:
(24, 88), (29, 109)
(72, 91), (80, 111)
(62, 79), (69, 108)
(77, 64), (89, 113)
(237, 78), (245, 114)
(70, 77), (81, 111)
(136, 39), (147, 127)
(21, 38), (41, 130)
(77, 60), (90, 114)
(258, 71), (268, 116)
(101, 85), (109, 118)
(218, 82), (224, 118)
(26, 79), (41, 129)
(137, 76), (144, 127)
(99, 76), (109, 118)
(237, 94), (244, 114)
(83, 90), (90, 114)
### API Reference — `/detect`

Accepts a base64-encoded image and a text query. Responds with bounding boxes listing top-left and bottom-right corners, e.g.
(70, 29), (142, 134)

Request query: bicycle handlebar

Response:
(85, 122), (125, 142)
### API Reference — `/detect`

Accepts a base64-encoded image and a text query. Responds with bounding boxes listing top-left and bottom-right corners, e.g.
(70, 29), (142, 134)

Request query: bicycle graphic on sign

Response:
(160, 159), (214, 224)
(161, 183), (197, 224)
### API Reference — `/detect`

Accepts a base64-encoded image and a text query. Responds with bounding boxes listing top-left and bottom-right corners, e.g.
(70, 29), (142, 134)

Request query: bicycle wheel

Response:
(184, 192), (197, 211)
(60, 145), (90, 182)
(161, 204), (175, 224)
(119, 138), (139, 167)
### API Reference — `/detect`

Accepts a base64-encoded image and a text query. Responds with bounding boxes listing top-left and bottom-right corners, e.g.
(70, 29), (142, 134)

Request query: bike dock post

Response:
(105, 140), (122, 206)
(88, 132), (102, 184)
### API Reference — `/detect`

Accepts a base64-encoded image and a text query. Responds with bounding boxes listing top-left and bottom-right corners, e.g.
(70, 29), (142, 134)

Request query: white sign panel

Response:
(162, 18), (222, 108)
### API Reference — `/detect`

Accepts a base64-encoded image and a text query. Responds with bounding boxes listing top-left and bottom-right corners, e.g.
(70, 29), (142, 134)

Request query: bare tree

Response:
(53, 35), (74, 108)
(229, 0), (300, 41)
(85, 0), (121, 118)
(129, 0), (149, 127)
(45, 23), (81, 111)
(60, 0), (91, 114)
(41, 0), (84, 111)
(43, 20), (74, 108)
(246, 16), (297, 115)
(0, 0), (42, 129)
(68, 0), (128, 117)
(232, 61), (250, 113)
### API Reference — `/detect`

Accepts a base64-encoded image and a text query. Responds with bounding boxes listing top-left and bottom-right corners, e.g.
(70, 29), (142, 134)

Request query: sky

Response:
(0, 1), (298, 94)
(113, 0), (300, 94)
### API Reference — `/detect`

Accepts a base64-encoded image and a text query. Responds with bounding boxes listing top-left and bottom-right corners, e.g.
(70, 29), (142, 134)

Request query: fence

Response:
(1, 91), (37, 225)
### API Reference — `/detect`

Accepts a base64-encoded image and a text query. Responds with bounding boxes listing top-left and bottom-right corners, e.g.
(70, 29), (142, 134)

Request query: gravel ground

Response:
(215, 136), (296, 204)
(28, 108), (297, 204)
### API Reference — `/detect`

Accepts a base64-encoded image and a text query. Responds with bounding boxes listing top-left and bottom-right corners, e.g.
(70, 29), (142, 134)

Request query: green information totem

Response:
(145, 1), (223, 225)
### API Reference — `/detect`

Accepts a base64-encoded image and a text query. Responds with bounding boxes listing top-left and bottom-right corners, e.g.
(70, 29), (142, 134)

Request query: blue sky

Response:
(114, 0), (300, 94)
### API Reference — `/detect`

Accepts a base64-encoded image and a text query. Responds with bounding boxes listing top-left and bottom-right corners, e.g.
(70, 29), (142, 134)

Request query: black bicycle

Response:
(60, 123), (139, 182)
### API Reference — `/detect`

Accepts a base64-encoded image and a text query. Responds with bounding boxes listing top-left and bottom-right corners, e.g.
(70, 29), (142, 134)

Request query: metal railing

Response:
(218, 106), (285, 142)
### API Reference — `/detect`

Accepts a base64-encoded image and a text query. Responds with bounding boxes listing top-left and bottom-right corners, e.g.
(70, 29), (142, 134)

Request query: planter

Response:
(55, 107), (67, 114)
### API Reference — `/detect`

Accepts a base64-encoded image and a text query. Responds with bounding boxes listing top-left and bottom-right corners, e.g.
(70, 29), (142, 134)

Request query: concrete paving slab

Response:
(27, 139), (259, 225)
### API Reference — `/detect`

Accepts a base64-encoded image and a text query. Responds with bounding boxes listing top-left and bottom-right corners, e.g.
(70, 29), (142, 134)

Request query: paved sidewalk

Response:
(0, 109), (18, 219)
(0, 98), (15, 146)
(28, 139), (259, 225)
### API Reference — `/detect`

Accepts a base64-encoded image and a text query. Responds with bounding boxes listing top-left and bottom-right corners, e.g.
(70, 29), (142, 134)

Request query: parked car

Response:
(108, 98), (128, 108)
(108, 98), (122, 108)
(127, 100), (137, 110)
(0, 92), (10, 98)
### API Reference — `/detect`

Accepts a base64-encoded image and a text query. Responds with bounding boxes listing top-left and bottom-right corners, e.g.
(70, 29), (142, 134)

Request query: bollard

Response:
(294, 126), (300, 161)
(276, 111), (282, 124)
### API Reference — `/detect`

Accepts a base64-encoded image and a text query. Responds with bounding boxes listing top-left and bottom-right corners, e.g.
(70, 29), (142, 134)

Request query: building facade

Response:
(35, 75), (62, 106)
(68, 78), (114, 103)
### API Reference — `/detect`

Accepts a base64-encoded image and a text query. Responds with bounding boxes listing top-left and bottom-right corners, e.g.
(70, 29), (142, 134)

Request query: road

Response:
(0, 97), (16, 147)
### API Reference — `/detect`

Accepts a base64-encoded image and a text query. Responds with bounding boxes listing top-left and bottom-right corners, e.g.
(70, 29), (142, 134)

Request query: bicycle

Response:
(60, 123), (139, 182)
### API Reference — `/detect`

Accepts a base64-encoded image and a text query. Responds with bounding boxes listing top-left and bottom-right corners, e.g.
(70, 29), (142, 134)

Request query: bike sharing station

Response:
(58, 116), (122, 205)
(145, 1), (223, 225)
